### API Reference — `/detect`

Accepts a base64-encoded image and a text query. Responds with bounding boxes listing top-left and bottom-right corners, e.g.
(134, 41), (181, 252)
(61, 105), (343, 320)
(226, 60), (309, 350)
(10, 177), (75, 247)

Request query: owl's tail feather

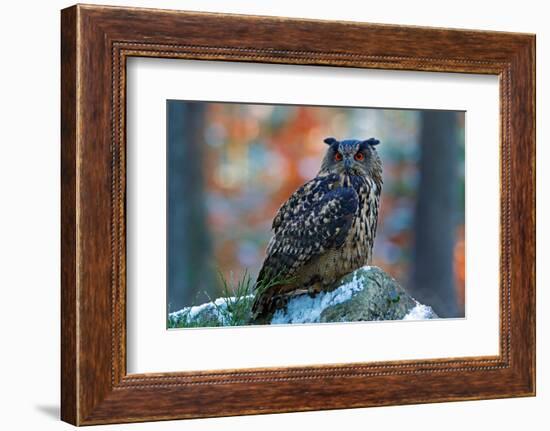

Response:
(250, 265), (298, 323)
(250, 271), (293, 324)
(250, 291), (275, 324)
(250, 286), (294, 324)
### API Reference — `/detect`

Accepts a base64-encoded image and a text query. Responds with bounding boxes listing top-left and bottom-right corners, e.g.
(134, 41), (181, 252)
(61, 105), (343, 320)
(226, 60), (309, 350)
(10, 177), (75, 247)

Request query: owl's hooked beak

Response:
(344, 157), (353, 171)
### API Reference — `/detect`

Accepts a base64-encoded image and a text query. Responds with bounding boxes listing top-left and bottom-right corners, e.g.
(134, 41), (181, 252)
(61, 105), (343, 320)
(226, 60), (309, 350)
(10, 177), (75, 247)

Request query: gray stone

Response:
(168, 266), (437, 328)
(319, 267), (429, 322)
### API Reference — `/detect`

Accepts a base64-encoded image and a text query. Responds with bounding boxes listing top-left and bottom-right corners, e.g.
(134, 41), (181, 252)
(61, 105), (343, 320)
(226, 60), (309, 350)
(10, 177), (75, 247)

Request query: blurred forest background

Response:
(167, 101), (465, 318)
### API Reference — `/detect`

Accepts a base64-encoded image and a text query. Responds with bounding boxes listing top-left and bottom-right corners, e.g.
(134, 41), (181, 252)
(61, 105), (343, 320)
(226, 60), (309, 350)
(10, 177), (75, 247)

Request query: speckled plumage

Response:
(251, 137), (383, 321)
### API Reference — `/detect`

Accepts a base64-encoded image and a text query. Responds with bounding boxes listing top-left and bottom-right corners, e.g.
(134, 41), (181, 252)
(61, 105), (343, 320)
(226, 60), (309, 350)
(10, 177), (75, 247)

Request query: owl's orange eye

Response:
(334, 152), (343, 161)
(354, 152), (364, 161)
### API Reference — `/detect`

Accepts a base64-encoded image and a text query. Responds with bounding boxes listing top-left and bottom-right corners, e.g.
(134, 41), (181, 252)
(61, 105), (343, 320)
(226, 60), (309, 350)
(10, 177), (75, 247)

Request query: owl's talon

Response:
(290, 289), (308, 297)
(307, 286), (323, 298)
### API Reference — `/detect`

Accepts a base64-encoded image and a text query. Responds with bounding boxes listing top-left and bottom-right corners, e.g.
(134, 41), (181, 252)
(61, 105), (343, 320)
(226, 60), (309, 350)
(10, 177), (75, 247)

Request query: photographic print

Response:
(167, 101), (465, 329)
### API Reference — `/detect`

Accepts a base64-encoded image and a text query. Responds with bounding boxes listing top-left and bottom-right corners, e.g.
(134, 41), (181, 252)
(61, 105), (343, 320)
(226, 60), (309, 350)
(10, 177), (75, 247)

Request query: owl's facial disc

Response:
(339, 143), (365, 175)
(320, 137), (381, 178)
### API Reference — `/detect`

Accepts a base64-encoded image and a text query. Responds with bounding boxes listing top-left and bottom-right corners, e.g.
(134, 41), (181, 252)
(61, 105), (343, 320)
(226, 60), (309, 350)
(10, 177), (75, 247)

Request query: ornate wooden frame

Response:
(61, 4), (535, 425)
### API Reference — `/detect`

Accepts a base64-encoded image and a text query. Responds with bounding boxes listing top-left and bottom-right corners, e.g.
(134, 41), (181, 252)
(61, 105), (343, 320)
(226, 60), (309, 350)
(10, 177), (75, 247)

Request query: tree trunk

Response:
(411, 110), (460, 318)
(167, 101), (216, 311)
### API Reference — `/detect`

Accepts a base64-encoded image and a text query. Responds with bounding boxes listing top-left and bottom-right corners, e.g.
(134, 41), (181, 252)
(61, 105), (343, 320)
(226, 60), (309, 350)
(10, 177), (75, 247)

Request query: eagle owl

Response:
(251, 137), (383, 321)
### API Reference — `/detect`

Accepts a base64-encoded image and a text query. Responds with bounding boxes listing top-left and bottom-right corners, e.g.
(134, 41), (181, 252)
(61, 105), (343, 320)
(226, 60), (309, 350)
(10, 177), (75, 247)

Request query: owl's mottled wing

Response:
(252, 174), (358, 319)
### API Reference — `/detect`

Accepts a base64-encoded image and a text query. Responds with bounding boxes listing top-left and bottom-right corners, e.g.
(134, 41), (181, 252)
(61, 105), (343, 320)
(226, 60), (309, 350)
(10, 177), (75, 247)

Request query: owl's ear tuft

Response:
(364, 138), (380, 146)
(323, 137), (338, 146)
(366, 138), (380, 147)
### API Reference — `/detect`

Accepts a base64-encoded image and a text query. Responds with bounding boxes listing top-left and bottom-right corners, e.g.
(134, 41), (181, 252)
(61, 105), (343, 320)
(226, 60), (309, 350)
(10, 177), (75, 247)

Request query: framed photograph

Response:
(61, 4), (535, 425)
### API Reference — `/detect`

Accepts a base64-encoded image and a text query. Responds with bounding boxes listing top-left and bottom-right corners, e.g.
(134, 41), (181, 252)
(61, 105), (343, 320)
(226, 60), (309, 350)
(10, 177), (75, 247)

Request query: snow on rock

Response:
(168, 295), (253, 327)
(403, 303), (438, 320)
(271, 269), (369, 324)
(168, 266), (438, 328)
(276, 265), (438, 324)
